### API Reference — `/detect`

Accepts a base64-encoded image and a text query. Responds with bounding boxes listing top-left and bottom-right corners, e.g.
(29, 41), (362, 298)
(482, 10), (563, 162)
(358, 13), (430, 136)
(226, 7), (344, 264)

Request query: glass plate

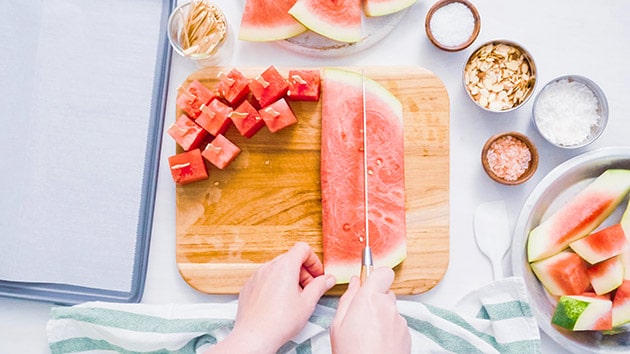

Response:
(275, 10), (408, 57)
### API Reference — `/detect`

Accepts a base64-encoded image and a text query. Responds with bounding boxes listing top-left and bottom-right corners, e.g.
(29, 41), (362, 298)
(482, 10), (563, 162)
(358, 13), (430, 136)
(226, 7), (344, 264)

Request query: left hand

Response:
(209, 242), (336, 354)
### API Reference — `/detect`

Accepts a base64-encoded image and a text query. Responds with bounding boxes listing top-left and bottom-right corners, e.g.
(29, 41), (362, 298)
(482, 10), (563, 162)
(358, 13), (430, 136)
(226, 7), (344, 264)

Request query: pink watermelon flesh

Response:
(613, 280), (630, 327)
(527, 169), (630, 262)
(570, 224), (628, 264)
(530, 250), (590, 296)
(364, 0), (417, 17)
(588, 255), (624, 295)
(321, 69), (406, 284)
(239, 0), (307, 41)
(289, 0), (362, 43)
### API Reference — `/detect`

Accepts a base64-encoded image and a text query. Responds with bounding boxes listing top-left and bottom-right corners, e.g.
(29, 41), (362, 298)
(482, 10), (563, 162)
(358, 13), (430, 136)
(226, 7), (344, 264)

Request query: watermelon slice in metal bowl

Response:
(512, 147), (630, 353)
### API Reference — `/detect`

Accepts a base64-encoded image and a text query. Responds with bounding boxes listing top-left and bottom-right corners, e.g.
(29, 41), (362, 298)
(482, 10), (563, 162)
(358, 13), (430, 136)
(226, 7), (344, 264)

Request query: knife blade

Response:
(360, 70), (374, 285)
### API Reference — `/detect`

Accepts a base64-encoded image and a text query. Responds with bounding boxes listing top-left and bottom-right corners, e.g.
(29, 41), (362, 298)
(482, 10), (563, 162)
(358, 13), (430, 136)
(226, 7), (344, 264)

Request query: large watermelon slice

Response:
(527, 169), (630, 262)
(289, 0), (362, 43)
(239, 0), (307, 41)
(364, 0), (417, 17)
(321, 69), (406, 284)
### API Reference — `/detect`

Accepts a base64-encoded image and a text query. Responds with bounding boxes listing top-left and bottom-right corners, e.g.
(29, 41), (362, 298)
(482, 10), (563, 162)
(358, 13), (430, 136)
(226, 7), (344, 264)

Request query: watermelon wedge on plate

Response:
(321, 69), (406, 283)
(364, 0), (417, 17)
(239, 0), (307, 41)
(289, 0), (362, 43)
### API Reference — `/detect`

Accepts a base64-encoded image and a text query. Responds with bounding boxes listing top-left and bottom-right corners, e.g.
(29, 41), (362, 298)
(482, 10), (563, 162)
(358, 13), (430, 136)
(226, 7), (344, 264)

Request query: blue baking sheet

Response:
(0, 0), (174, 304)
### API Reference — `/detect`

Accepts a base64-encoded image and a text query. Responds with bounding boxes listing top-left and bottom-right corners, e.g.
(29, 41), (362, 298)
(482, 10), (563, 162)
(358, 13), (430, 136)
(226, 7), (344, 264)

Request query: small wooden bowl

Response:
(425, 0), (481, 52)
(481, 132), (539, 185)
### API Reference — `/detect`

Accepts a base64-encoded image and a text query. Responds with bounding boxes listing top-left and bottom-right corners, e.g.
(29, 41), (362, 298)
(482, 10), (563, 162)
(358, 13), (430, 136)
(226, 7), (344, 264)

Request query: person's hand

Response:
(330, 267), (411, 354)
(208, 242), (336, 354)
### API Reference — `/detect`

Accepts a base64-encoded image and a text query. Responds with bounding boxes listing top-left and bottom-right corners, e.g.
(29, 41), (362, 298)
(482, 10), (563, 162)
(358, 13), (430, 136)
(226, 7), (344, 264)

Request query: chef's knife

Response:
(360, 70), (374, 285)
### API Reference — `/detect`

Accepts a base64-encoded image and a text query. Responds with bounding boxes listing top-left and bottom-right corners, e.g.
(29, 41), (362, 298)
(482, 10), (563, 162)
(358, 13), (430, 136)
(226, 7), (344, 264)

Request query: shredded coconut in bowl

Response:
(534, 78), (603, 147)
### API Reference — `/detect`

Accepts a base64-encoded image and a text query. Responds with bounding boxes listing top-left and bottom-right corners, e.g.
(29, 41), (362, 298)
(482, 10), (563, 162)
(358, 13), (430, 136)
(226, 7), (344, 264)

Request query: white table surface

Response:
(2, 0), (629, 352)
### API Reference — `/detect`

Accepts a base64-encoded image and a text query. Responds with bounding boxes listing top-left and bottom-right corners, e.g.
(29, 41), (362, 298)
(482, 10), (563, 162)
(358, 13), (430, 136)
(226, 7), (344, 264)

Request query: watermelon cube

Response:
(167, 149), (208, 185)
(259, 98), (298, 133)
(570, 224), (628, 264)
(230, 100), (265, 138)
(613, 280), (630, 327)
(196, 99), (233, 136)
(528, 169), (630, 262)
(530, 251), (590, 296)
(167, 114), (208, 151)
(248, 66), (289, 108)
(176, 80), (215, 119)
(552, 295), (612, 331)
(287, 69), (321, 101)
(588, 255), (624, 295)
(202, 134), (241, 170)
(216, 68), (250, 106)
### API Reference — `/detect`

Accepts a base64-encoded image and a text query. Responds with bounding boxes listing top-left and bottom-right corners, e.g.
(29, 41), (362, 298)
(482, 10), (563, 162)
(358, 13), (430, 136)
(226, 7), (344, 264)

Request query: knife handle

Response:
(360, 246), (374, 285)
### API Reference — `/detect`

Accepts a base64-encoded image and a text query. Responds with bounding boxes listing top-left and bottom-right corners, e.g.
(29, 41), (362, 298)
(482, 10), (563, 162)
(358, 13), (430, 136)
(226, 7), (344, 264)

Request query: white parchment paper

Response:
(0, 0), (163, 292)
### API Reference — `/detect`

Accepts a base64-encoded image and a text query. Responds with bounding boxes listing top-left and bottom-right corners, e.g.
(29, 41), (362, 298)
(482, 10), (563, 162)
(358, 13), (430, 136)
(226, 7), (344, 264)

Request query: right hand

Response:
(330, 267), (411, 354)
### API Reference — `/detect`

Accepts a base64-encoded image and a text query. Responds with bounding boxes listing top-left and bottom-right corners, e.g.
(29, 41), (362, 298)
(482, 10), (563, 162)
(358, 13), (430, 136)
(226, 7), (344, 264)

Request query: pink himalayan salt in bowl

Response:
(481, 131), (539, 185)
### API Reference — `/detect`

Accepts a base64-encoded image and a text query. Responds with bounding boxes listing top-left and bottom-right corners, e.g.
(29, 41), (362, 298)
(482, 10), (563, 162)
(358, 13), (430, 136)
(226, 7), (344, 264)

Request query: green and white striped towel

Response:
(47, 276), (541, 353)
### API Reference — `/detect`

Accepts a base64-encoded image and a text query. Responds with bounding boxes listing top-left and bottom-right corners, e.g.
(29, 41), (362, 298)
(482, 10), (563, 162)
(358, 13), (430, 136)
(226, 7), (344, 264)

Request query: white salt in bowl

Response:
(532, 75), (608, 149)
(425, 0), (480, 52)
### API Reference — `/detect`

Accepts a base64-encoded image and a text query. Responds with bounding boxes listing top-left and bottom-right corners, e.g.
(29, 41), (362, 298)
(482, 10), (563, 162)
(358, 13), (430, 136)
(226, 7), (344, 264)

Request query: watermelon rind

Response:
(621, 198), (630, 239)
(527, 169), (630, 262)
(588, 256), (625, 296)
(321, 68), (406, 284)
(364, 0), (417, 17)
(289, 0), (362, 43)
(239, 0), (307, 41)
(612, 280), (630, 327)
(552, 295), (612, 331)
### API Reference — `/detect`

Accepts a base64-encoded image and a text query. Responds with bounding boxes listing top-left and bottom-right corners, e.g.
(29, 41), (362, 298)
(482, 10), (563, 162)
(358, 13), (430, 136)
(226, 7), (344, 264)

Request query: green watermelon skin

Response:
(552, 295), (612, 331)
(320, 69), (406, 283)
(239, 0), (307, 41)
(364, 0), (416, 17)
(527, 169), (630, 262)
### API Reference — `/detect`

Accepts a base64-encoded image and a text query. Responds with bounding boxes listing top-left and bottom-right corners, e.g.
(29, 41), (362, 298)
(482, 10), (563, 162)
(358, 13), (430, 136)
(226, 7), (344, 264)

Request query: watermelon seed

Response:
(358, 146), (364, 152)
(367, 168), (374, 176)
(358, 236), (365, 243)
(342, 223), (351, 232)
(376, 158), (383, 166)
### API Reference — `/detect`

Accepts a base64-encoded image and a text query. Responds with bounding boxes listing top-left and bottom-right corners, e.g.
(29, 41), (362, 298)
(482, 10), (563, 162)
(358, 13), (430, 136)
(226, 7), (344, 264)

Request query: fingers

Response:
(302, 274), (336, 304)
(364, 267), (395, 294)
(334, 276), (360, 323)
(288, 242), (325, 277)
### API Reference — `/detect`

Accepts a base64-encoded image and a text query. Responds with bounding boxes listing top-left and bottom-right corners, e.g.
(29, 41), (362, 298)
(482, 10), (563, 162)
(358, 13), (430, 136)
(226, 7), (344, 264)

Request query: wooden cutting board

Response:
(175, 66), (449, 295)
